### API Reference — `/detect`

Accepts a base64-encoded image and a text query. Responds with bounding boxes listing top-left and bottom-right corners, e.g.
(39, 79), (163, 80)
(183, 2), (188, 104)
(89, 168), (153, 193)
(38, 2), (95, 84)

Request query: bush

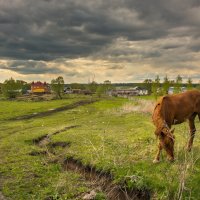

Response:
(2, 78), (22, 99)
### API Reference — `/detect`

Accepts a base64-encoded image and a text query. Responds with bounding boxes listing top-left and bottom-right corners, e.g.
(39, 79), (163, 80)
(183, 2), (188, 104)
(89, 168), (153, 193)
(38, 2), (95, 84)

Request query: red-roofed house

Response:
(31, 81), (50, 93)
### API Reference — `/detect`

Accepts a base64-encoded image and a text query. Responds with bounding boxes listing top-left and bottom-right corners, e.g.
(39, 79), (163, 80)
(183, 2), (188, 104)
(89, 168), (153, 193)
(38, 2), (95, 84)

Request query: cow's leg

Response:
(187, 114), (197, 152)
(153, 142), (162, 163)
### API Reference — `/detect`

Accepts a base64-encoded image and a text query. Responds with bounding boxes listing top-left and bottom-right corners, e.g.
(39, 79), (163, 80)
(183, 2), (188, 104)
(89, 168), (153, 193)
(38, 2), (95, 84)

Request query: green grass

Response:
(0, 94), (91, 120)
(0, 95), (200, 199)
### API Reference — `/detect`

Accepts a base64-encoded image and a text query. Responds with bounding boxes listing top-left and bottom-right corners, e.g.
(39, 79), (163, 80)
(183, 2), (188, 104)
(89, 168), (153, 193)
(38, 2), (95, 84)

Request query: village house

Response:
(168, 87), (187, 94)
(110, 86), (148, 97)
(104, 80), (111, 85)
(31, 81), (50, 93)
(64, 87), (72, 94)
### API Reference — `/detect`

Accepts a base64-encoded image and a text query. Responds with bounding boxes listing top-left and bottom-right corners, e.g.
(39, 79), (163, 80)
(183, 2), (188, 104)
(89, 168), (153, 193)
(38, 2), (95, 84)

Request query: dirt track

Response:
(0, 192), (6, 200)
(10, 99), (97, 120)
(31, 125), (150, 200)
(64, 157), (150, 200)
(32, 125), (79, 147)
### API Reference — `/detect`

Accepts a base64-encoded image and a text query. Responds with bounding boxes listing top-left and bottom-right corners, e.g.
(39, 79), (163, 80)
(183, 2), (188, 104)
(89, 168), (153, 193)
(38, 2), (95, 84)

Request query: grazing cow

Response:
(152, 90), (200, 163)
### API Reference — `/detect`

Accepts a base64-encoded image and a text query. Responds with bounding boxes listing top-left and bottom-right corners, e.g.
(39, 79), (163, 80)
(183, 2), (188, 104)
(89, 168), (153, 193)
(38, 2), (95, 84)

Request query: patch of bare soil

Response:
(48, 141), (70, 148)
(16, 94), (56, 101)
(32, 125), (80, 147)
(29, 125), (77, 158)
(0, 192), (7, 200)
(64, 157), (151, 200)
(28, 150), (48, 156)
(32, 134), (48, 144)
(10, 99), (97, 120)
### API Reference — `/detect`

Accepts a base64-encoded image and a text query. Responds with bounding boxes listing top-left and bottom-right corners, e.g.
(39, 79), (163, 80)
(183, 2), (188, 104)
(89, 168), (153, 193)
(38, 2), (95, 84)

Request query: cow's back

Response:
(152, 90), (200, 128)
(166, 90), (200, 124)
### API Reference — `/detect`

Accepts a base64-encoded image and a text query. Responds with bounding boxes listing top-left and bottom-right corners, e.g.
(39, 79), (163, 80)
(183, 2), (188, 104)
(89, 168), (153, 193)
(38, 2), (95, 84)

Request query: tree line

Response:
(143, 75), (197, 99)
(1, 75), (199, 99)
(0, 76), (113, 99)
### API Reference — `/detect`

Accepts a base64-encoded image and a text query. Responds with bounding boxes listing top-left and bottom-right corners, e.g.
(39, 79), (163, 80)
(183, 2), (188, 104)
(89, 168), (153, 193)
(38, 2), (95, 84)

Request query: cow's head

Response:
(155, 125), (175, 161)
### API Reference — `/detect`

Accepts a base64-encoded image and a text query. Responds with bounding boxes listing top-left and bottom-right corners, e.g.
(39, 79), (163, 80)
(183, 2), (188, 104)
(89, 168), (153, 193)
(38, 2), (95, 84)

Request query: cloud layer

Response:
(1, 0), (200, 82)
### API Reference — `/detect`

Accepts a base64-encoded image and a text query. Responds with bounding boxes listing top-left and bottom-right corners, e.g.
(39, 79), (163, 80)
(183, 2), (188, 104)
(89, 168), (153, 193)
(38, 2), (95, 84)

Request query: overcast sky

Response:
(1, 0), (200, 83)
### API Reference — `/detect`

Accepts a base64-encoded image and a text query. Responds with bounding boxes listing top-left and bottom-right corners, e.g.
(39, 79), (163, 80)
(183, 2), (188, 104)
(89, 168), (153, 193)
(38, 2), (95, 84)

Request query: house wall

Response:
(31, 82), (49, 93)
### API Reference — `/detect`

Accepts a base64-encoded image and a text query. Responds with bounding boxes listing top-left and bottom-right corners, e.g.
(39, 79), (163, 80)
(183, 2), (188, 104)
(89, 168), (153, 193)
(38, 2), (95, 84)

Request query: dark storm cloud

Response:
(0, 60), (62, 74)
(0, 0), (113, 61)
(1, 0), (200, 76)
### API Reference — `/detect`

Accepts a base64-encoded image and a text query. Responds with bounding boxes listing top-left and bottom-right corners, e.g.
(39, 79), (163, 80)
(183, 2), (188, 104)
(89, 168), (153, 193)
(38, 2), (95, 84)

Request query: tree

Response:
(187, 77), (193, 90)
(143, 79), (152, 95)
(162, 75), (170, 94)
(152, 75), (160, 99)
(2, 78), (23, 98)
(155, 75), (160, 85)
(174, 75), (182, 93)
(51, 76), (64, 99)
(70, 83), (86, 90)
(196, 81), (200, 90)
(176, 75), (183, 83)
(87, 81), (98, 93)
(96, 85), (106, 97)
(152, 82), (158, 99)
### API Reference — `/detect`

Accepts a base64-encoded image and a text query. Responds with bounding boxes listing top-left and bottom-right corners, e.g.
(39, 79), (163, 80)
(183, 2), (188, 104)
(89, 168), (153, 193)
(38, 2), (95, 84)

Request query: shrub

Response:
(2, 78), (22, 99)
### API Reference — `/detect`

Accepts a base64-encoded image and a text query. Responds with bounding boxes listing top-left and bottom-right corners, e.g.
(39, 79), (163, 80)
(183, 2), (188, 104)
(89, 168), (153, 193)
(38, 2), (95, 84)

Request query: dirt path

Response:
(0, 192), (6, 200)
(64, 157), (150, 200)
(32, 125), (79, 147)
(10, 99), (97, 120)
(31, 126), (150, 200)
(29, 125), (78, 157)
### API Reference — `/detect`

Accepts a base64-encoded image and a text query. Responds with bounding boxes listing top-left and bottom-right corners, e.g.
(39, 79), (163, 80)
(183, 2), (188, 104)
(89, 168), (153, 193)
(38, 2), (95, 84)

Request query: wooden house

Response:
(31, 81), (50, 93)
(110, 87), (148, 97)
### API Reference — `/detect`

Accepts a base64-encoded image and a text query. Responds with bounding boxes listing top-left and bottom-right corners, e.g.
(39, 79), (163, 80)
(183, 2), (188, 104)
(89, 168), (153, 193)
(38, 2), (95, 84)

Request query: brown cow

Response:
(152, 90), (200, 163)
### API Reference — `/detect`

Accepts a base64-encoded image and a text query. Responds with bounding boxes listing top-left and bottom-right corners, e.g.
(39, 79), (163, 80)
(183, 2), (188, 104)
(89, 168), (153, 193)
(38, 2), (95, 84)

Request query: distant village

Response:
(0, 75), (199, 99)
(0, 79), (148, 97)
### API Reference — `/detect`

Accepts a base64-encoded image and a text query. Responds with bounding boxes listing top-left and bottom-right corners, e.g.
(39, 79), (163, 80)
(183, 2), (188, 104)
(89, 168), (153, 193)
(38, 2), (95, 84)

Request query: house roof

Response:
(31, 81), (47, 86)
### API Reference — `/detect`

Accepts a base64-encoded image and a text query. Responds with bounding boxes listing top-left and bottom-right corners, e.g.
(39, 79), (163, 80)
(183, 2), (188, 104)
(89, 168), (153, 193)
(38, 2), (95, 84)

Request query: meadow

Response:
(0, 94), (200, 199)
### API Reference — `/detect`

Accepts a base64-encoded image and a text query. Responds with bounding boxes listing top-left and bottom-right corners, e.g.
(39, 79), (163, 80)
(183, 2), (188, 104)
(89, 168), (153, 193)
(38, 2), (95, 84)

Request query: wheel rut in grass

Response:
(63, 157), (151, 200)
(29, 150), (48, 156)
(29, 125), (78, 156)
(49, 141), (71, 148)
(30, 125), (150, 199)
(32, 125), (79, 146)
(10, 99), (97, 120)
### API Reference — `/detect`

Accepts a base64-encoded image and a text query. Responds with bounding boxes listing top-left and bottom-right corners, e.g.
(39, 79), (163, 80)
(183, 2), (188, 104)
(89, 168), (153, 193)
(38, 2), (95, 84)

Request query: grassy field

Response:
(0, 95), (200, 199)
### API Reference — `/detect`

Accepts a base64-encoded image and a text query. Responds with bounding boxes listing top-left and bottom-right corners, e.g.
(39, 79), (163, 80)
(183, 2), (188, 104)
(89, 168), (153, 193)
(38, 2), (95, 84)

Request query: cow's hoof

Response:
(153, 159), (160, 164)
